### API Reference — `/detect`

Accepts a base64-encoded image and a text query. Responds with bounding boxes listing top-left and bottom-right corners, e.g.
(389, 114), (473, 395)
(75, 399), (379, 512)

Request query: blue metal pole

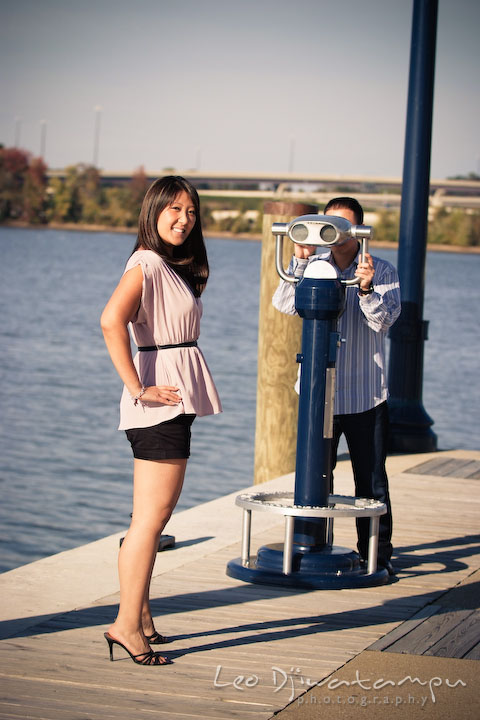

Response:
(388, 0), (438, 452)
(293, 277), (344, 548)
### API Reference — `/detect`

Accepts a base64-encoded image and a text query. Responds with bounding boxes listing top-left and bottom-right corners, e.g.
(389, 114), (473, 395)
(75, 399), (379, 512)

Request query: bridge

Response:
(46, 169), (480, 210)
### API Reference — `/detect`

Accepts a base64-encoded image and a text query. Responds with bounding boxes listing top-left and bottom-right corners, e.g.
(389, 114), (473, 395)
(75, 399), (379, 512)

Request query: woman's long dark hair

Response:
(132, 175), (209, 297)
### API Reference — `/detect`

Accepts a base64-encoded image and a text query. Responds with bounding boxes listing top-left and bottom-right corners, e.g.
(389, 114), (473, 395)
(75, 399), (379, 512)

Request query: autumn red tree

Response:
(0, 147), (31, 220)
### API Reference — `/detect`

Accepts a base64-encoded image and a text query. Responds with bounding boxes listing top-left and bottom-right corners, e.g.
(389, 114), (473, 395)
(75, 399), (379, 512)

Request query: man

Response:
(272, 197), (401, 575)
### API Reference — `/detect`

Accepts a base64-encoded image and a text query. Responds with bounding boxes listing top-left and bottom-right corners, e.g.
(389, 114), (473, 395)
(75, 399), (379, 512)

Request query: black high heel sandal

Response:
(104, 632), (172, 665)
(145, 630), (171, 645)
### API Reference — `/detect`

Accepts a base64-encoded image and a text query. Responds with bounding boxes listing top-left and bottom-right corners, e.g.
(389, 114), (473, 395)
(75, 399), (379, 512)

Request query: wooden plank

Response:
(0, 665), (300, 719)
(0, 629), (356, 700)
(0, 675), (268, 719)
(382, 609), (474, 655)
(427, 458), (473, 476)
(451, 460), (480, 479)
(435, 580), (480, 611)
(404, 457), (455, 476)
(463, 641), (480, 660)
(425, 609), (480, 658)
(1, 464), (480, 720)
(404, 457), (464, 476)
(404, 457), (480, 479)
(367, 603), (442, 651)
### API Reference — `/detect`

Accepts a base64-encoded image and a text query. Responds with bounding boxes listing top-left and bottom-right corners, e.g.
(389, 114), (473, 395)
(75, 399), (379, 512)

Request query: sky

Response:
(1, 0), (479, 179)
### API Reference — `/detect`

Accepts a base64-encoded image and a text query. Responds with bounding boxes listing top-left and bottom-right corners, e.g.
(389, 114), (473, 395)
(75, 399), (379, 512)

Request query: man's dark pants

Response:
(331, 401), (392, 566)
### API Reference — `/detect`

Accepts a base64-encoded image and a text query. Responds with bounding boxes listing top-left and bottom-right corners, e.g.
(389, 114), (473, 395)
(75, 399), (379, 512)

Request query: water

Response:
(0, 228), (479, 573)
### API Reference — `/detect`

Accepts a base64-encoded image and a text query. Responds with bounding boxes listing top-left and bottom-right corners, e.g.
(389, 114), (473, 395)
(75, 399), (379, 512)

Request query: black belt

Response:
(138, 341), (198, 351)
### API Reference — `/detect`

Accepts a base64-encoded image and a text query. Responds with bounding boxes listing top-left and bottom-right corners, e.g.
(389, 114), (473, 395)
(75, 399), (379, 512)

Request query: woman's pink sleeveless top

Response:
(118, 250), (222, 430)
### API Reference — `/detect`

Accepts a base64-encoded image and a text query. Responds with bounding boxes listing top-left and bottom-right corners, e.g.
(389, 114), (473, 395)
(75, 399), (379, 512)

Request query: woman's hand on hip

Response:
(143, 386), (182, 405)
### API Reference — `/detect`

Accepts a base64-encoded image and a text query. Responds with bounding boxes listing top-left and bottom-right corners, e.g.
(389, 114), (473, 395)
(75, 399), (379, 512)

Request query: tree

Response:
(47, 166), (82, 222)
(126, 166), (149, 224)
(47, 164), (103, 224)
(0, 147), (30, 220)
(78, 165), (103, 224)
(373, 210), (400, 244)
(22, 157), (48, 223)
(429, 208), (480, 247)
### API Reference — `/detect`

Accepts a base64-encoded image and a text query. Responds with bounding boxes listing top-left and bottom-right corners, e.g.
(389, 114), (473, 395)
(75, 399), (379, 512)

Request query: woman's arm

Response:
(100, 265), (181, 406)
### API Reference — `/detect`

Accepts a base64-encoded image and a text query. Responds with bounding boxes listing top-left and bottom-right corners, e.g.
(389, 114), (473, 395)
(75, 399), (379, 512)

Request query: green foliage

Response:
(199, 202), (213, 230)
(47, 166), (83, 223)
(0, 149), (478, 246)
(99, 187), (138, 227)
(127, 166), (149, 221)
(373, 210), (400, 244)
(448, 172), (480, 180)
(22, 157), (48, 223)
(371, 208), (480, 248)
(428, 208), (480, 247)
(200, 195), (264, 234)
(46, 164), (104, 224)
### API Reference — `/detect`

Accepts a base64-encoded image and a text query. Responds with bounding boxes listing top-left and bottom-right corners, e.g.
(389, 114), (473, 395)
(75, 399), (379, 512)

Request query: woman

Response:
(101, 176), (221, 665)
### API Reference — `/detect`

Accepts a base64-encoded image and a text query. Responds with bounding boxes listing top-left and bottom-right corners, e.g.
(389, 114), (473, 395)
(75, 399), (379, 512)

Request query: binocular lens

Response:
(290, 223), (308, 242)
(319, 224), (337, 244)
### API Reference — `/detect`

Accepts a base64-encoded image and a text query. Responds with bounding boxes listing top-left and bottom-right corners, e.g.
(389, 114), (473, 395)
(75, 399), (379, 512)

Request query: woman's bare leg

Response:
(107, 458), (187, 657)
(141, 471), (184, 638)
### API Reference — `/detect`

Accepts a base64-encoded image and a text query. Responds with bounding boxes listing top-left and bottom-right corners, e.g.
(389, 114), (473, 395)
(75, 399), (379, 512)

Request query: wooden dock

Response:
(0, 449), (479, 719)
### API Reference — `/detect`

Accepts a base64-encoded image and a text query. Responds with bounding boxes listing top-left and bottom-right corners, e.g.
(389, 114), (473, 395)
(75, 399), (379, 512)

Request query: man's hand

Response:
(294, 244), (316, 259)
(356, 252), (375, 290)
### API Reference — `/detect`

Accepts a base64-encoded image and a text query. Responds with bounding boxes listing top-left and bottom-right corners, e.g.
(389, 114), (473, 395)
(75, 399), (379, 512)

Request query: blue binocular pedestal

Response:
(227, 274), (389, 589)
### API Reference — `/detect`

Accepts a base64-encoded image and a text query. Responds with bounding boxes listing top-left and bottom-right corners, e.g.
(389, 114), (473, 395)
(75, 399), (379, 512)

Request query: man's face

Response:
(325, 206), (358, 226)
(325, 206), (359, 255)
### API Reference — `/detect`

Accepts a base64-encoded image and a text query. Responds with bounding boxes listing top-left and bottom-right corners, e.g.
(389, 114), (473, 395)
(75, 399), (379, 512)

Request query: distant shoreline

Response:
(2, 220), (479, 254)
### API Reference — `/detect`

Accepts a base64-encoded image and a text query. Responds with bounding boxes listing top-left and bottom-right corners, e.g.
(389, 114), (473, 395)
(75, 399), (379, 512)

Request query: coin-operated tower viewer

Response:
(227, 214), (390, 588)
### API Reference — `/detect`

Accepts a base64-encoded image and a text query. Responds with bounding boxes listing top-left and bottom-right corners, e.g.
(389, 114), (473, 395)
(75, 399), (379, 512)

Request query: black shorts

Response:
(125, 414), (196, 461)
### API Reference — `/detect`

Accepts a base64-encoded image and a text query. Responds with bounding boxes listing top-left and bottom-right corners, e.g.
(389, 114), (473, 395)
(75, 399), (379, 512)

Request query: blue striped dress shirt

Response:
(272, 249), (401, 415)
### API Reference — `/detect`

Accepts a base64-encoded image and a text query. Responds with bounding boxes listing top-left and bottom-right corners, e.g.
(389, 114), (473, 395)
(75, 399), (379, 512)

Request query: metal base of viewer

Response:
(227, 548), (389, 589)
(226, 491), (390, 589)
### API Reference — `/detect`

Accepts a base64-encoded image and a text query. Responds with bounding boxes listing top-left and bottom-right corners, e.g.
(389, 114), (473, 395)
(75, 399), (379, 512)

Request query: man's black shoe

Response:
(358, 558), (395, 576)
(381, 560), (396, 576)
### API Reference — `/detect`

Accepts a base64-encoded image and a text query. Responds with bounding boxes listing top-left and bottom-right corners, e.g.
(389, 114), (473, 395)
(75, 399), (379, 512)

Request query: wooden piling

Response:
(254, 201), (318, 485)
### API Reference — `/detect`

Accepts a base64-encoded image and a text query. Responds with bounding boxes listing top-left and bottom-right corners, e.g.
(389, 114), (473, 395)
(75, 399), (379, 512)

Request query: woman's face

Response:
(157, 190), (196, 252)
